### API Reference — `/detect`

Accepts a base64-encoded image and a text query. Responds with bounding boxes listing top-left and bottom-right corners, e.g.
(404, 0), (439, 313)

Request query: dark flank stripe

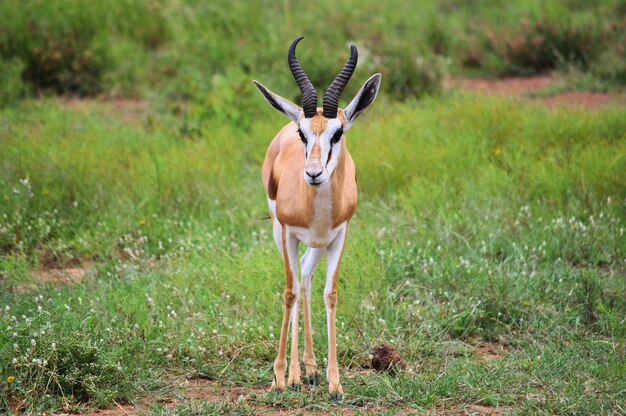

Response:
(268, 168), (278, 200)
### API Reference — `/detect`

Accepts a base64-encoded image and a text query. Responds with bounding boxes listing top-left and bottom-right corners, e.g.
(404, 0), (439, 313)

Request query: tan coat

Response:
(262, 110), (357, 229)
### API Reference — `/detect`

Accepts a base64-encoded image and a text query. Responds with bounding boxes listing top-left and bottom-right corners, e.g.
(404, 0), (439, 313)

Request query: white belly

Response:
(267, 198), (346, 249)
(288, 223), (345, 248)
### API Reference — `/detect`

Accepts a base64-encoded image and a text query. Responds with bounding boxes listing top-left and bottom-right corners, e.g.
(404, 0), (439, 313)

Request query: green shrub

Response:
(590, 20), (626, 86)
(0, 0), (169, 96)
(488, 15), (608, 74)
(0, 58), (28, 107)
(376, 42), (449, 99)
(1, 332), (132, 410)
(21, 30), (105, 96)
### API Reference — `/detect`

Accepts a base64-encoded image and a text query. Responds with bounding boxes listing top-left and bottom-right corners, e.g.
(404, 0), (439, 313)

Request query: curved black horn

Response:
(288, 36), (317, 118)
(323, 44), (358, 119)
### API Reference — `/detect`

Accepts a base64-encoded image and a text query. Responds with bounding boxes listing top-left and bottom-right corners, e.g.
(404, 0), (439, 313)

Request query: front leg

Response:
(271, 227), (300, 392)
(300, 248), (325, 385)
(324, 223), (348, 400)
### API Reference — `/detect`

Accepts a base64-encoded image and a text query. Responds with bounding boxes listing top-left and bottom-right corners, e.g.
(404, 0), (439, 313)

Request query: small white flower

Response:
(31, 339), (36, 347)
(51, 342), (56, 350)
(12, 358), (18, 365)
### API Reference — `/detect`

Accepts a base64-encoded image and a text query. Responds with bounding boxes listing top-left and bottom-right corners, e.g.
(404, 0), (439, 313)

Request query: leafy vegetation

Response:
(1, 0), (625, 103)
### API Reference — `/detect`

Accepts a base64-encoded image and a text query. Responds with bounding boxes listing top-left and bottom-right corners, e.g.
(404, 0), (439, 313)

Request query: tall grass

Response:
(1, 93), (624, 412)
(1, 94), (623, 260)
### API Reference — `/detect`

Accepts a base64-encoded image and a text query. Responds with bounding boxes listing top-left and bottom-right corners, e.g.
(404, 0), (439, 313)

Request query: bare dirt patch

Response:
(539, 91), (620, 109)
(30, 266), (89, 285)
(177, 378), (265, 404)
(419, 404), (515, 415)
(468, 337), (511, 362)
(449, 75), (554, 95)
(441, 338), (511, 362)
(448, 75), (626, 109)
(30, 252), (91, 287)
(460, 404), (514, 415)
(60, 97), (149, 123)
(61, 374), (515, 416)
(2, 264), (92, 294)
(71, 378), (330, 416)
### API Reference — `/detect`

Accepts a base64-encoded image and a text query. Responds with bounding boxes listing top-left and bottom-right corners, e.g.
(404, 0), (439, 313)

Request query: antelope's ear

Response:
(253, 80), (302, 123)
(343, 73), (381, 130)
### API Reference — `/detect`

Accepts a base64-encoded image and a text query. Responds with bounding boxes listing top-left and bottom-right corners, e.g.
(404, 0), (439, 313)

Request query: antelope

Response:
(253, 36), (381, 400)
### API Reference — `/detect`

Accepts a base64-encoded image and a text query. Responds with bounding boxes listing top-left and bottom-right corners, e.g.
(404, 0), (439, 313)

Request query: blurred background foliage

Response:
(1, 0), (625, 107)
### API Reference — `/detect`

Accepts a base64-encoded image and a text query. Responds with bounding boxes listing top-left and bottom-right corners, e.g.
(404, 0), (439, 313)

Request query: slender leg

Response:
(324, 224), (348, 400)
(287, 278), (301, 389)
(272, 216), (282, 255)
(300, 248), (325, 385)
(271, 227), (299, 392)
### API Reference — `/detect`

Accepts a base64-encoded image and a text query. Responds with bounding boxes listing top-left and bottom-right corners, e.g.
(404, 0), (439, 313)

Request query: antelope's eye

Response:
(298, 129), (307, 144)
(331, 129), (343, 144)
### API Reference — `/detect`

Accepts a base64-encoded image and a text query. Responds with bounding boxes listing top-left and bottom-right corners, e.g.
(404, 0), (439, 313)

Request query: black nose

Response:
(306, 170), (322, 179)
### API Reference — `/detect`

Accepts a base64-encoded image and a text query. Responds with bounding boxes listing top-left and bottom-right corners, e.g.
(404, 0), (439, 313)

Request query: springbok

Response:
(253, 36), (381, 400)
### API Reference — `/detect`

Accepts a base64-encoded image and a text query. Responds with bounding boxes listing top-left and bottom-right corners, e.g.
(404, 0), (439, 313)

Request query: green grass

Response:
(1, 2), (624, 413)
(0, 92), (624, 414)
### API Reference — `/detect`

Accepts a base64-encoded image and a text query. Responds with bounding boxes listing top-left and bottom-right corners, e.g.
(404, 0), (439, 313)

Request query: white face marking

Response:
(298, 118), (344, 187)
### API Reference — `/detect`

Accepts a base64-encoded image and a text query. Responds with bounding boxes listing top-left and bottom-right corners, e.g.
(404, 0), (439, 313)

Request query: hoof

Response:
(269, 388), (284, 394)
(329, 392), (344, 402)
(289, 383), (301, 392)
(306, 374), (321, 386)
